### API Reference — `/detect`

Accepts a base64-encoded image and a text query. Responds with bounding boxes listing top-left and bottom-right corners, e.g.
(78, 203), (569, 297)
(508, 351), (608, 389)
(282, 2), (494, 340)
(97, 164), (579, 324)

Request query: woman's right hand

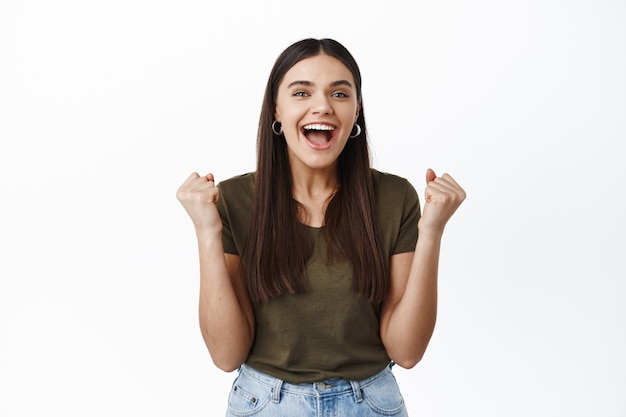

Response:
(176, 172), (222, 235)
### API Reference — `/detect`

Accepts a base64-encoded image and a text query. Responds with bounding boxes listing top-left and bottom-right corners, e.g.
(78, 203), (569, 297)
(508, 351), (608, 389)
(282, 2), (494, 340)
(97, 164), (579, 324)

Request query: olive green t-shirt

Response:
(216, 170), (420, 384)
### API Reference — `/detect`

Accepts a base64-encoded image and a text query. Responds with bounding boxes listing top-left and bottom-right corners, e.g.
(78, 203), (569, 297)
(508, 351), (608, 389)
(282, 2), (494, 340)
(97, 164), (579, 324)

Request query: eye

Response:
(332, 91), (349, 98)
(293, 91), (309, 97)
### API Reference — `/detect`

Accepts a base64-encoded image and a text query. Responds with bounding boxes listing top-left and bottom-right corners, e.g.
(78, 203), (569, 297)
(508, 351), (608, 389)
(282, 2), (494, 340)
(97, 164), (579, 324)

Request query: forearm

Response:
(382, 230), (442, 368)
(197, 234), (254, 372)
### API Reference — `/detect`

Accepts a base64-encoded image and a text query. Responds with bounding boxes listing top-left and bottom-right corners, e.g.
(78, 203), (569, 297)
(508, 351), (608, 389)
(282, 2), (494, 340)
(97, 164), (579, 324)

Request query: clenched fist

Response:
(419, 168), (466, 235)
(176, 173), (223, 236)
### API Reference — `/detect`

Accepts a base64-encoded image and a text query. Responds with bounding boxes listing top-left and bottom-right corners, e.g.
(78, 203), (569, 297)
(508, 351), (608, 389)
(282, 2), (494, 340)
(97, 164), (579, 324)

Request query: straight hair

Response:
(242, 38), (389, 303)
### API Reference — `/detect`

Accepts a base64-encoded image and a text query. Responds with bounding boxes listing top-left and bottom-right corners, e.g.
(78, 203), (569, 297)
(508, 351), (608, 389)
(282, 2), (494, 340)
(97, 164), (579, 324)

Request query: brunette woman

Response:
(176, 38), (466, 416)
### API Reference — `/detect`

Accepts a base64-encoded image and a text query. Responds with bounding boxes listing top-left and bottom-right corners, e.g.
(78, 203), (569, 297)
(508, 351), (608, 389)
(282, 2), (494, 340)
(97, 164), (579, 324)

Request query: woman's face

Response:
(274, 53), (360, 174)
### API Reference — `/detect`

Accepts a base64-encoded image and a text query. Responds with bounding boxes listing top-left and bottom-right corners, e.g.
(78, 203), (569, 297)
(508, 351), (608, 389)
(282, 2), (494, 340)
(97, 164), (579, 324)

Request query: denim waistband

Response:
(239, 363), (393, 401)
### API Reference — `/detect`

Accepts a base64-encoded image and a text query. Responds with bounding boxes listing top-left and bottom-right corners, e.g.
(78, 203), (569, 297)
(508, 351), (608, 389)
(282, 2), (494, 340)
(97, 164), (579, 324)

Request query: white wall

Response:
(1, 0), (624, 415)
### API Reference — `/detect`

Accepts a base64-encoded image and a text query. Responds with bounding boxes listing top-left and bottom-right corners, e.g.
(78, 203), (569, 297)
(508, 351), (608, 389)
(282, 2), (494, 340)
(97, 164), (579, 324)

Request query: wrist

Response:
(195, 227), (222, 246)
(416, 226), (443, 244)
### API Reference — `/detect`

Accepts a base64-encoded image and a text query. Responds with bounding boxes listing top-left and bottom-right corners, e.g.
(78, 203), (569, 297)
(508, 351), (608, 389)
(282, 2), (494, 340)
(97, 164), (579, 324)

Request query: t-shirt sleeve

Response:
(392, 179), (420, 255)
(214, 173), (254, 256)
(216, 183), (239, 255)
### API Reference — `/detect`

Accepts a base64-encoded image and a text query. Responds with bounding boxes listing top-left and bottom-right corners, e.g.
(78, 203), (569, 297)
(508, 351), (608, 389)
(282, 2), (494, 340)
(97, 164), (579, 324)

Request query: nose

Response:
(311, 94), (333, 115)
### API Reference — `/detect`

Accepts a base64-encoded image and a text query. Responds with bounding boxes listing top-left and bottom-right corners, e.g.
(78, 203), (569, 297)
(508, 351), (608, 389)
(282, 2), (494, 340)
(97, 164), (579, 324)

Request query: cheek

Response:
(274, 100), (289, 122)
(277, 106), (305, 127)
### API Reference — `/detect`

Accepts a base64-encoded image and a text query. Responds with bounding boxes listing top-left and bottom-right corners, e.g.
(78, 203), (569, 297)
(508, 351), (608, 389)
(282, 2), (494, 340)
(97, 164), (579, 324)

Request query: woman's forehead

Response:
(281, 54), (355, 86)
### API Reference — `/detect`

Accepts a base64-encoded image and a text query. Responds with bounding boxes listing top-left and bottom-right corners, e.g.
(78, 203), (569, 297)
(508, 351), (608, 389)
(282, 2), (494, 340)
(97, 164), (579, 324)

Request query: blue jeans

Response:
(225, 363), (409, 416)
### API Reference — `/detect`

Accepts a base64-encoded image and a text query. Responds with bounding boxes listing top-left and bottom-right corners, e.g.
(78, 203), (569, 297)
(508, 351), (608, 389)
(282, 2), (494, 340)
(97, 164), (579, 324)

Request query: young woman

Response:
(176, 38), (465, 417)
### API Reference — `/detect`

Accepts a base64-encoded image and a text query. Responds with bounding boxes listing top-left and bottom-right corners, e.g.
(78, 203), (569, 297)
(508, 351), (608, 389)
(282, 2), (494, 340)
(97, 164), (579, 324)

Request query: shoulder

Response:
(371, 169), (420, 219)
(217, 172), (255, 193)
(371, 169), (417, 199)
(371, 170), (420, 253)
(216, 172), (255, 216)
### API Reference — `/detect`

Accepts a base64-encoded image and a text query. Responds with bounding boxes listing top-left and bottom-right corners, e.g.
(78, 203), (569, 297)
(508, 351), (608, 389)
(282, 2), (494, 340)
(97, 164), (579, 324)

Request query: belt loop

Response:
(272, 378), (283, 403)
(350, 380), (363, 403)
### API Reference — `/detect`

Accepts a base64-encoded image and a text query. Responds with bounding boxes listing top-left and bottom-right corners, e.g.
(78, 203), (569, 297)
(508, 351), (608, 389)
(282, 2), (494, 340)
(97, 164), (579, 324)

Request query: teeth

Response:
(303, 124), (335, 131)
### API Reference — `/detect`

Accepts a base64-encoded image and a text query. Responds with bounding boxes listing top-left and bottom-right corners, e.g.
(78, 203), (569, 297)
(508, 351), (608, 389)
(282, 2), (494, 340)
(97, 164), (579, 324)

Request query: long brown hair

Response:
(242, 38), (389, 303)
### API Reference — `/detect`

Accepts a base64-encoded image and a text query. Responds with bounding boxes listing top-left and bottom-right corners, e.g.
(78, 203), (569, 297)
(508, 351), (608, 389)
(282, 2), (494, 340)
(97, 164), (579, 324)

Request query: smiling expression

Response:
(274, 53), (360, 174)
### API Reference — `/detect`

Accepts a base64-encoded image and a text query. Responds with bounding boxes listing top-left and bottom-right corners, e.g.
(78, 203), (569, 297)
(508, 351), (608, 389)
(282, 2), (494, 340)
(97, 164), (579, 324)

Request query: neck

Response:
(291, 166), (338, 200)
(290, 166), (339, 228)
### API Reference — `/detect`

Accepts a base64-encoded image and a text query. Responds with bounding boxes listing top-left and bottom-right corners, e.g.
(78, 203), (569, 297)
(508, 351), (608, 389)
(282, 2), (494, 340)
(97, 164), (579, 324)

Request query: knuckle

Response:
(176, 188), (190, 201)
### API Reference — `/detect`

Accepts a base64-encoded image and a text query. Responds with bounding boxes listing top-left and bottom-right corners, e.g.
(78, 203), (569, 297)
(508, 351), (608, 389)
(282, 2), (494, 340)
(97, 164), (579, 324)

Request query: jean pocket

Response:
(227, 372), (272, 416)
(361, 370), (406, 415)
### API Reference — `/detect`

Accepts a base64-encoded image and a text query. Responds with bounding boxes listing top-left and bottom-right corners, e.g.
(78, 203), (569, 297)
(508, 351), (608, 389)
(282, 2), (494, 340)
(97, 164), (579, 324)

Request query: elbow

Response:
(213, 359), (242, 373)
(211, 354), (246, 373)
(391, 354), (423, 370)
(202, 334), (248, 373)
(382, 327), (434, 369)
(388, 347), (427, 370)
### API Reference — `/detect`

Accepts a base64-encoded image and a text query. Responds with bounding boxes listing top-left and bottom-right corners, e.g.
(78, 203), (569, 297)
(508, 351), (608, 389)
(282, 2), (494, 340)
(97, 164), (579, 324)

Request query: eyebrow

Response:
(287, 80), (354, 89)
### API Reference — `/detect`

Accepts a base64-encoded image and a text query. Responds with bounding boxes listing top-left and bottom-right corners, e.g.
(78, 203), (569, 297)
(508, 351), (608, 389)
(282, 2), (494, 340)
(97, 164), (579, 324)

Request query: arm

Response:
(379, 169), (465, 368)
(177, 173), (254, 372)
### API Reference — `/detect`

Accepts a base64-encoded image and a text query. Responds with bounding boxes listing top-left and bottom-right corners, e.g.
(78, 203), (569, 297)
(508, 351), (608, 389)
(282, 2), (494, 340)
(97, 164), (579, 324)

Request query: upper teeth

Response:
(304, 124), (334, 131)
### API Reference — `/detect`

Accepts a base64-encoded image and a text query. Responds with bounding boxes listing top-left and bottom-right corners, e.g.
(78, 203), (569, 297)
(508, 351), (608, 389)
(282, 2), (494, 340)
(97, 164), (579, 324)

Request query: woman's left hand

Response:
(418, 168), (466, 235)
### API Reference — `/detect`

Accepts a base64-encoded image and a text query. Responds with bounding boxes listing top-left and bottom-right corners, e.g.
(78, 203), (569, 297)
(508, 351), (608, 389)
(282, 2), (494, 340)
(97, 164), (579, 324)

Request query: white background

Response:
(1, 0), (625, 415)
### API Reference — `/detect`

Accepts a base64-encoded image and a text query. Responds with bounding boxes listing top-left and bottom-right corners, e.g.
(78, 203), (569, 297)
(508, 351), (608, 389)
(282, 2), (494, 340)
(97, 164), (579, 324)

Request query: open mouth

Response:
(302, 123), (336, 149)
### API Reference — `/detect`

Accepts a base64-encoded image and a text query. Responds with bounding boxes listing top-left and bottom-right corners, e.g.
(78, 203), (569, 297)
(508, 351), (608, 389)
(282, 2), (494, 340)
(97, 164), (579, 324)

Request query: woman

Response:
(176, 38), (465, 416)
